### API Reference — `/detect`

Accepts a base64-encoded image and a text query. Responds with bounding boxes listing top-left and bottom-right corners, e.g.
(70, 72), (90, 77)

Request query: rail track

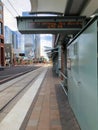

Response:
(0, 65), (40, 84)
(0, 67), (45, 112)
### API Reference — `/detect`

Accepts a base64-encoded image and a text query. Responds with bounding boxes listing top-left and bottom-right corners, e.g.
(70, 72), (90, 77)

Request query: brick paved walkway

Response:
(25, 66), (81, 130)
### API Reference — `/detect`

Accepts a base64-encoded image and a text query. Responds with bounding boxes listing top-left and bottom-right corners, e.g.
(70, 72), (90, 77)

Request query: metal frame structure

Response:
(17, 16), (86, 34)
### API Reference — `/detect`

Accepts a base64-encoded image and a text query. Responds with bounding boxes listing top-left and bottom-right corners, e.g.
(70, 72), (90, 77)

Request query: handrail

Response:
(59, 71), (68, 79)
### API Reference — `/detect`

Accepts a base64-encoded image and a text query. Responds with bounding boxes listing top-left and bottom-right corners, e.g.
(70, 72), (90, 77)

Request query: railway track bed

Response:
(0, 67), (47, 122)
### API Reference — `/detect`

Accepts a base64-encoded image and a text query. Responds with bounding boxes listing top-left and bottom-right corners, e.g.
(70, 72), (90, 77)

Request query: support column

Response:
(61, 44), (68, 91)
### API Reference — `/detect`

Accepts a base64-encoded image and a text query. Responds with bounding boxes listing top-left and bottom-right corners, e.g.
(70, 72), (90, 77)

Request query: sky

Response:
(1, 0), (52, 58)
(40, 34), (53, 59)
(2, 0), (31, 30)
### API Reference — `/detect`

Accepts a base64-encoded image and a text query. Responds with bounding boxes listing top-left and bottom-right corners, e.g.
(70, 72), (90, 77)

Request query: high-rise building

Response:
(34, 34), (41, 59)
(4, 26), (12, 44)
(4, 26), (13, 66)
(0, 1), (4, 66)
(22, 12), (41, 60)
(12, 31), (24, 55)
(4, 26), (25, 65)
(24, 34), (35, 59)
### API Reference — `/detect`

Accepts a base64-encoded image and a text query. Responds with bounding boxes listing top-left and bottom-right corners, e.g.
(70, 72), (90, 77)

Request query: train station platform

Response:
(0, 65), (81, 130)
(25, 65), (81, 130)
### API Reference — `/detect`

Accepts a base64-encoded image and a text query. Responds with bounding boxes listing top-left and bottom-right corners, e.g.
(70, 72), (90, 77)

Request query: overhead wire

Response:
(3, 2), (15, 17)
(7, 0), (20, 16)
(2, 0), (20, 17)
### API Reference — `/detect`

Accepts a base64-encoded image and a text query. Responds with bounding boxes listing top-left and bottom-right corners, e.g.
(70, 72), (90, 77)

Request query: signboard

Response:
(17, 16), (85, 34)
(28, 21), (83, 29)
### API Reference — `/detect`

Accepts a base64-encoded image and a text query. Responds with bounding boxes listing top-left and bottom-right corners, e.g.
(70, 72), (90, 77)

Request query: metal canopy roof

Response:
(17, 0), (98, 47)
(30, 0), (68, 14)
(30, 0), (98, 17)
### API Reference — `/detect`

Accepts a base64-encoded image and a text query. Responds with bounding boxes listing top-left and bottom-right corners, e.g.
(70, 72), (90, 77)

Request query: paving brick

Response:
(26, 66), (81, 130)
(28, 120), (38, 126)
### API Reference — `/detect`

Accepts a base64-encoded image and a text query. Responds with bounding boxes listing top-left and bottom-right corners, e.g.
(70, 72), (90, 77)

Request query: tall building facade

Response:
(22, 12), (41, 60)
(4, 26), (12, 44)
(4, 26), (24, 65)
(4, 26), (13, 66)
(0, 1), (4, 66)
(34, 34), (41, 59)
(12, 31), (24, 55)
(24, 34), (35, 59)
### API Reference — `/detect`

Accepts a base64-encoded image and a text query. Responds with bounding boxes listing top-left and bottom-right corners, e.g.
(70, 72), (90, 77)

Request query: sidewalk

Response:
(25, 66), (81, 130)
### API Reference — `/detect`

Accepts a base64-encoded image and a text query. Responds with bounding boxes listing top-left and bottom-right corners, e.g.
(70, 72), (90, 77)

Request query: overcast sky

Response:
(2, 0), (31, 30)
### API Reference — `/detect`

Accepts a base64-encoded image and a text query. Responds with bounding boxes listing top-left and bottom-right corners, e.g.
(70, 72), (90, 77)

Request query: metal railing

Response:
(59, 71), (68, 96)
(59, 71), (68, 79)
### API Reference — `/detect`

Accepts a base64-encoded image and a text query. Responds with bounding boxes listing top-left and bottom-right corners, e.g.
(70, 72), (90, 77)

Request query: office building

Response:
(4, 26), (13, 66)
(24, 34), (35, 59)
(0, 1), (4, 66)
(22, 12), (41, 60)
